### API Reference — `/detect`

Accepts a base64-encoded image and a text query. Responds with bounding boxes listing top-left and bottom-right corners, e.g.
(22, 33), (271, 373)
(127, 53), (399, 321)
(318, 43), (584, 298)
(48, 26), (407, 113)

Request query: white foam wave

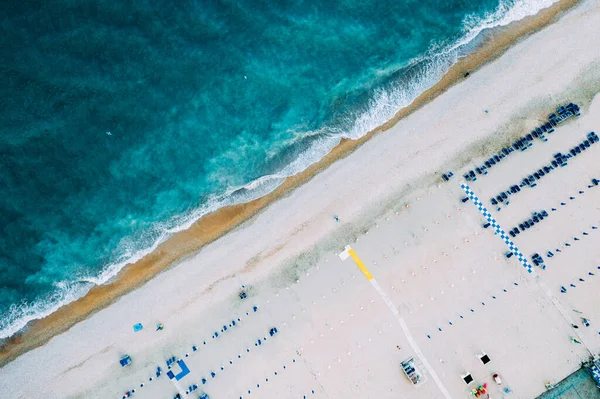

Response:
(88, 134), (342, 283)
(0, 281), (93, 339)
(0, 0), (560, 341)
(452, 0), (559, 54)
(343, 0), (560, 142)
(343, 56), (454, 140)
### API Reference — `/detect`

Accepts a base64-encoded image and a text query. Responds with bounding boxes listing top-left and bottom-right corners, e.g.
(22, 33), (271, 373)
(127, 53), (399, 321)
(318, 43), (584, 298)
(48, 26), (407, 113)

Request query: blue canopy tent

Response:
(175, 360), (190, 381)
(166, 359), (190, 381)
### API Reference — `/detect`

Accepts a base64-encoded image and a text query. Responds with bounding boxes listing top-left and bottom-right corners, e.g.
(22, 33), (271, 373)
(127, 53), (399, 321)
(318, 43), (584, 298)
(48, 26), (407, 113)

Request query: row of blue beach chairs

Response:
(531, 253), (545, 268)
(441, 171), (454, 182)
(123, 303), (260, 399)
(569, 132), (599, 157)
(490, 132), (598, 207)
(177, 393), (209, 399)
(166, 356), (177, 367)
(193, 326), (278, 390)
(501, 210), (549, 238)
(545, 180), (599, 259)
(464, 150), (512, 182)
(551, 102), (580, 121)
(503, 250), (545, 270)
(186, 384), (198, 393)
(463, 103), (580, 183)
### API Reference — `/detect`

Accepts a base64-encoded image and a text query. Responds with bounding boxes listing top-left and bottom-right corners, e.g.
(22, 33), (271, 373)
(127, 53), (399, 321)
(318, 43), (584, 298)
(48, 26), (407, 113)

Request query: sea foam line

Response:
(0, 0), (560, 340)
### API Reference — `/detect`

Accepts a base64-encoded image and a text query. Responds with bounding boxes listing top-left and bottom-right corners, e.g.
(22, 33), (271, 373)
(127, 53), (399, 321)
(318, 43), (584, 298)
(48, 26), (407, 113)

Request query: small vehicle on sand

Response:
(401, 357), (423, 385)
(493, 373), (502, 384)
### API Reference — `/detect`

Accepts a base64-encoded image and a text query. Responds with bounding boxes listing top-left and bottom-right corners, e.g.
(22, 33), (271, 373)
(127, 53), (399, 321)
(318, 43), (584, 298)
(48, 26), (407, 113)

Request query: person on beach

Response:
(570, 336), (581, 344)
(156, 323), (164, 331)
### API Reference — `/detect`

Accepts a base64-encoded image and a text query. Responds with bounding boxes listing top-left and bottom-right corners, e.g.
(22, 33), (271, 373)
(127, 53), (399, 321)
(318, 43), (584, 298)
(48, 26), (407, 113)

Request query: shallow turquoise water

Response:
(537, 367), (600, 399)
(0, 0), (555, 338)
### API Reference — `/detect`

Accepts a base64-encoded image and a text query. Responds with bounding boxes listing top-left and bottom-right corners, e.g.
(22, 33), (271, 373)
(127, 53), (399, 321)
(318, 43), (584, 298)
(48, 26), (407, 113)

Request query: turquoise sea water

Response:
(0, 0), (555, 338)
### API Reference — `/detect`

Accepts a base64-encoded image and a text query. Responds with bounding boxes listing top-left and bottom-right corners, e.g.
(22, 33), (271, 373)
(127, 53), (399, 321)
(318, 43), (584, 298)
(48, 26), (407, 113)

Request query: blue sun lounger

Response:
(120, 355), (132, 367)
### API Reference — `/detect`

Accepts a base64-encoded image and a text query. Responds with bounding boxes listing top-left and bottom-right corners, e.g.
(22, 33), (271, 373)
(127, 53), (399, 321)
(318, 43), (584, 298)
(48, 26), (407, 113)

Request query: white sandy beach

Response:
(2, 1), (600, 398)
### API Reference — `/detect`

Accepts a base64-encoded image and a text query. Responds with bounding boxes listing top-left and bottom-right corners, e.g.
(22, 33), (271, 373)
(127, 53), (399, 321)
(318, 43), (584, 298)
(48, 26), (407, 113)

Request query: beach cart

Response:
(493, 373), (502, 384)
(401, 357), (423, 385)
(120, 355), (132, 367)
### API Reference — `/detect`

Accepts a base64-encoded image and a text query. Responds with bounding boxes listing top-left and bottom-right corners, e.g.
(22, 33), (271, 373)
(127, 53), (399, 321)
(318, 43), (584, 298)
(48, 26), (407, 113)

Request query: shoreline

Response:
(0, 0), (579, 367)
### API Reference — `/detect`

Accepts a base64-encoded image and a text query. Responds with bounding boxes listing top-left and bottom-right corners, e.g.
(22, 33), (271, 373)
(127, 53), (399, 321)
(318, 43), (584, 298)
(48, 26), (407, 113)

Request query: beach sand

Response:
(2, 0), (600, 398)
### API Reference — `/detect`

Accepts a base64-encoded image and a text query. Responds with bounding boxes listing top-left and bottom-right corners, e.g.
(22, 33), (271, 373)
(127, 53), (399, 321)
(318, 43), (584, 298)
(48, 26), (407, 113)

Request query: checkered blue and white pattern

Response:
(461, 184), (533, 273)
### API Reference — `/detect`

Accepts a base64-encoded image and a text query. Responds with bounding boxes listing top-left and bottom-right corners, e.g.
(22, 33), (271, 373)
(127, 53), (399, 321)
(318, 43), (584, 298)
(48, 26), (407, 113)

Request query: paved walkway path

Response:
(341, 245), (453, 399)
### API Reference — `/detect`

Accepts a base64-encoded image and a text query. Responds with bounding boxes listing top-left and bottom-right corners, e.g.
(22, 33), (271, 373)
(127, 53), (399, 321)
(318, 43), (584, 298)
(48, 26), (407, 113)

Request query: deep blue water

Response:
(0, 0), (553, 338)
